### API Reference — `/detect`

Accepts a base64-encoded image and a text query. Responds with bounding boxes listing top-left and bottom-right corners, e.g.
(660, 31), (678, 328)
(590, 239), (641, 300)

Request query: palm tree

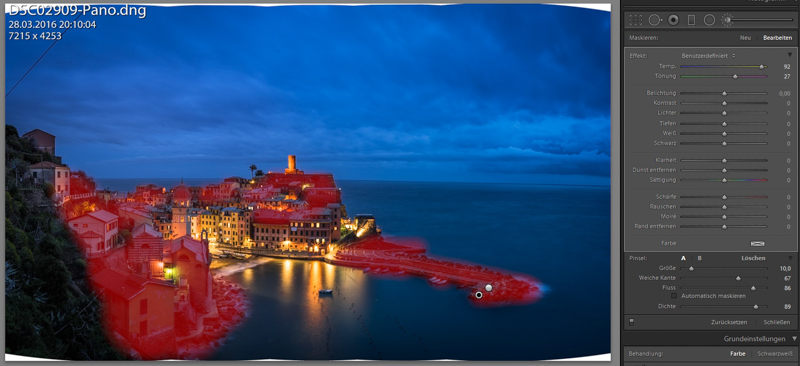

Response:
(249, 164), (257, 180)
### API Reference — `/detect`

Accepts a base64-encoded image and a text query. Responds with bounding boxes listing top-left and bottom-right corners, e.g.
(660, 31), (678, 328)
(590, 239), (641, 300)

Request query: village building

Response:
(197, 209), (220, 243)
(68, 209), (120, 258)
(252, 207), (334, 254)
(97, 189), (124, 205)
(224, 176), (251, 190)
(91, 267), (177, 359)
(171, 182), (200, 240)
(188, 186), (203, 203)
(128, 224), (166, 277)
(119, 204), (154, 228)
(134, 184), (167, 206)
(28, 161), (70, 199)
(219, 207), (251, 246)
(22, 129), (61, 163)
(165, 236), (214, 314)
(252, 210), (292, 250)
(153, 214), (172, 241)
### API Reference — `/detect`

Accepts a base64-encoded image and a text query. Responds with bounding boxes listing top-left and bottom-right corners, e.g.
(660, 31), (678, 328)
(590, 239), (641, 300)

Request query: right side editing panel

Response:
(622, 1), (800, 365)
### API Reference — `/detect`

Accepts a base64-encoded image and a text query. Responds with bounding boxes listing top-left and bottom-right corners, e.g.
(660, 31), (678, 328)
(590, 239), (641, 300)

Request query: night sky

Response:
(5, 4), (610, 185)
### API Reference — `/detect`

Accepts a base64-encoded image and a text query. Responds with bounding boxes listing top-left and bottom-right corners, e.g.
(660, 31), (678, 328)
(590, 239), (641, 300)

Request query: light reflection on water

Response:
(211, 183), (610, 361)
(241, 268), (253, 285)
(219, 258), (374, 359)
(270, 259), (371, 350)
(280, 260), (292, 297)
(303, 261), (323, 340)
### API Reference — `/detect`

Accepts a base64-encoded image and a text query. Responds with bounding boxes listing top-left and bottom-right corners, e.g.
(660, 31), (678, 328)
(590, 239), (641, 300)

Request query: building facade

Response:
(22, 129), (56, 156)
(28, 161), (70, 199)
(68, 209), (120, 257)
(128, 224), (166, 277)
(219, 207), (251, 246)
(91, 268), (177, 359)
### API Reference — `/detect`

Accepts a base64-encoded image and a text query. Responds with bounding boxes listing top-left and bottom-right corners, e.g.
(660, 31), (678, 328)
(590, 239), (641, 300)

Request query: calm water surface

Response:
(208, 180), (610, 360)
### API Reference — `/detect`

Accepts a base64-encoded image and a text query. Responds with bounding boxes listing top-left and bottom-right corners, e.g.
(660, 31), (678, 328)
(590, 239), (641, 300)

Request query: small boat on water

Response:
(380, 268), (390, 274)
(319, 289), (333, 294)
(363, 267), (371, 273)
(392, 270), (405, 276)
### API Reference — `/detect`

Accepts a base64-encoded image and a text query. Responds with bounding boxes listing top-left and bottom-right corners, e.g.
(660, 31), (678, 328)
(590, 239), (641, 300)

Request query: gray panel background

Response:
(0, 0), (620, 365)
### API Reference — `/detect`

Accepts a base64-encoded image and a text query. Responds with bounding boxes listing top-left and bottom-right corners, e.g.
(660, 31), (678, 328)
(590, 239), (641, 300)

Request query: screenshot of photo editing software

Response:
(0, 0), (797, 364)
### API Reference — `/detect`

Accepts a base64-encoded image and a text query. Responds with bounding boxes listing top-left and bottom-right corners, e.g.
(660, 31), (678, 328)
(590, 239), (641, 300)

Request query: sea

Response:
(94, 178), (611, 361)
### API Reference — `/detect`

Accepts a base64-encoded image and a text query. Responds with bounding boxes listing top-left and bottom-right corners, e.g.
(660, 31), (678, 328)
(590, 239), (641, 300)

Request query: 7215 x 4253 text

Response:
(8, 31), (63, 41)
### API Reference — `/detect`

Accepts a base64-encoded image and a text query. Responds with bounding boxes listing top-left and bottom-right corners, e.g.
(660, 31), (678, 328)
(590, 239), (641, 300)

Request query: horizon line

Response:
(92, 177), (611, 188)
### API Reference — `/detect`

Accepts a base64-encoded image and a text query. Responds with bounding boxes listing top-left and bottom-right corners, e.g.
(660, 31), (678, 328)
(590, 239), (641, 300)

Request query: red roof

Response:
(254, 217), (290, 225)
(168, 236), (209, 263)
(304, 188), (342, 207)
(29, 161), (67, 169)
(91, 268), (174, 300)
(173, 183), (191, 201)
(132, 224), (161, 238)
(252, 209), (293, 225)
(265, 172), (336, 189)
(119, 206), (150, 218)
(79, 230), (102, 239)
(22, 129), (55, 138)
(253, 207), (332, 224)
(69, 209), (117, 224)
(87, 210), (118, 223)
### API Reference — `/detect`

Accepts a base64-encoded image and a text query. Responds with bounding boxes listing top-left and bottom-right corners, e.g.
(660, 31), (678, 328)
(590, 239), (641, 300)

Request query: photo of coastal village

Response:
(5, 4), (611, 361)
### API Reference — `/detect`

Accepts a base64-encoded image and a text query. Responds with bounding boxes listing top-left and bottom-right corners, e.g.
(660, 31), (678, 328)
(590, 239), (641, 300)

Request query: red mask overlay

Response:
(65, 174), (247, 360)
(60, 164), (542, 360)
(333, 236), (543, 308)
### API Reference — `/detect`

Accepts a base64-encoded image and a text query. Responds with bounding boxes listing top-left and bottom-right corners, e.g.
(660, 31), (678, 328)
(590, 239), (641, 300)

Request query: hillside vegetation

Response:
(5, 125), (125, 360)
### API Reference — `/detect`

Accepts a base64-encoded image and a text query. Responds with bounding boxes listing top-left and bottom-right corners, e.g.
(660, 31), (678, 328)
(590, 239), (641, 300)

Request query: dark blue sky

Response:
(6, 4), (610, 185)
